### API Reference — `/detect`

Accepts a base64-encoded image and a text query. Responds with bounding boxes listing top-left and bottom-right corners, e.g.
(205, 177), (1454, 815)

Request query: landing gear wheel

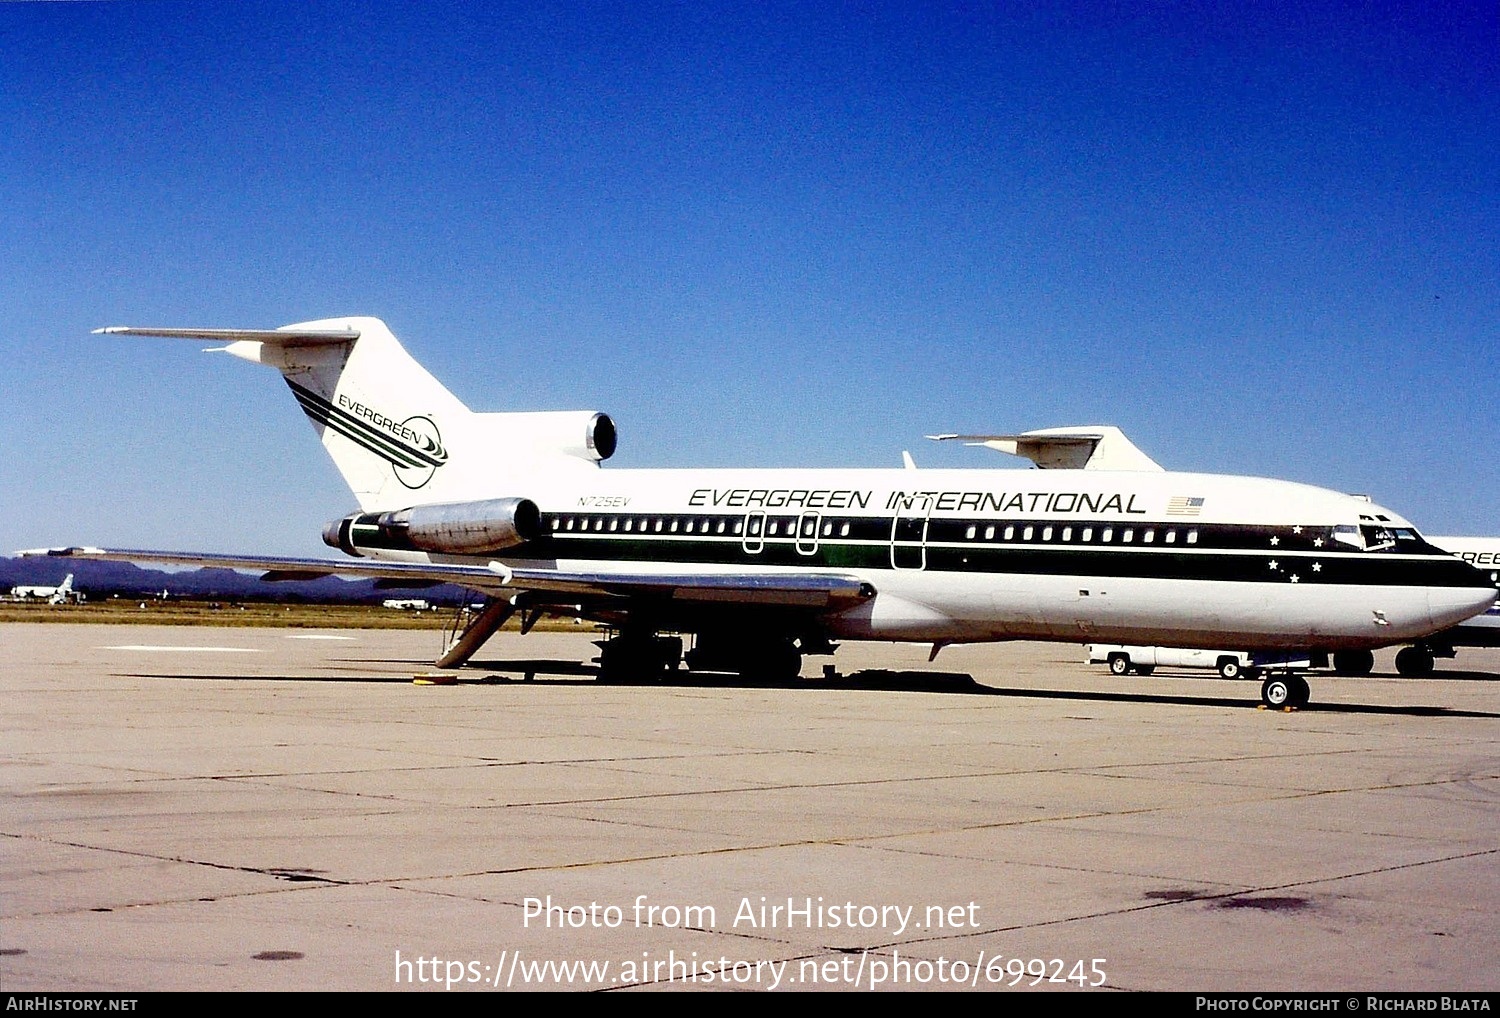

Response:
(1332, 650), (1375, 676)
(1394, 646), (1435, 678)
(1289, 676), (1311, 707)
(740, 639), (802, 682)
(1261, 676), (1293, 709)
(598, 635), (681, 683)
(1217, 658), (1242, 680)
(1108, 654), (1131, 676)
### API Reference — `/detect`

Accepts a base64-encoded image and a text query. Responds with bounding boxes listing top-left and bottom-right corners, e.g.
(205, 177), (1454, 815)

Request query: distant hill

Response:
(0, 556), (475, 605)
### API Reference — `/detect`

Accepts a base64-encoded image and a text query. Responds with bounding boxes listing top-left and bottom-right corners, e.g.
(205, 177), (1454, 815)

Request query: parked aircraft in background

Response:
(381, 598), (432, 611)
(10, 573), (83, 604)
(23, 317), (1494, 708)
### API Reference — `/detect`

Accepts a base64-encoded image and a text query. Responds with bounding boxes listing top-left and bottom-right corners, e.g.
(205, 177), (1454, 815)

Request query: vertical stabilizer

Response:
(99, 318), (617, 512)
(218, 317), (472, 508)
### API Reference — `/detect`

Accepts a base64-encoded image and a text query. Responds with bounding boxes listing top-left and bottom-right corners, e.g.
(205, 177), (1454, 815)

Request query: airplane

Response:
(10, 573), (82, 605)
(22, 316), (1495, 709)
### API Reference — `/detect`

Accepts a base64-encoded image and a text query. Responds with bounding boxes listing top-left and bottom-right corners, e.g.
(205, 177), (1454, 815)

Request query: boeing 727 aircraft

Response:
(26, 317), (1494, 707)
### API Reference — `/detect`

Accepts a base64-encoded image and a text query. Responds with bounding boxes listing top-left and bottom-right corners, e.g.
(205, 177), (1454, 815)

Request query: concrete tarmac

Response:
(3, 623), (1498, 992)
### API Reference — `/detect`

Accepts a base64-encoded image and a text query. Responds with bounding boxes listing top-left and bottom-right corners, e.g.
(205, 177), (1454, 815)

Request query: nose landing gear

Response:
(1260, 674), (1311, 709)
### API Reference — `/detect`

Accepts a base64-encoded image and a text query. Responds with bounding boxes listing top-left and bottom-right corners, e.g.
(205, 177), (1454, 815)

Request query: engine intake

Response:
(324, 497), (541, 556)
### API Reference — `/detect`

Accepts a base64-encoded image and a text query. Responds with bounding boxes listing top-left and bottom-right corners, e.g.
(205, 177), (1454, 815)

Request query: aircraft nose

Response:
(1429, 585), (1499, 631)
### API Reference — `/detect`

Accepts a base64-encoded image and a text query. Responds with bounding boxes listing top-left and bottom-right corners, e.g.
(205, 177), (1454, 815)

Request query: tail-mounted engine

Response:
(495, 411), (617, 463)
(324, 497), (541, 556)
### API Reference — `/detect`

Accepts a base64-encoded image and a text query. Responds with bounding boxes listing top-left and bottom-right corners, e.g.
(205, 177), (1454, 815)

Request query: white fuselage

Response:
(355, 466), (1494, 652)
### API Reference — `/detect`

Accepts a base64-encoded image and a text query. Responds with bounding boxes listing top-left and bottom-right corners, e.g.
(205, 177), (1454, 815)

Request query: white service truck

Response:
(1086, 645), (1310, 680)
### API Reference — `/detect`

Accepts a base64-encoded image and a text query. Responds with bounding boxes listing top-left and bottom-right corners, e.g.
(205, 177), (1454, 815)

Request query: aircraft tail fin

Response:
(96, 318), (616, 509)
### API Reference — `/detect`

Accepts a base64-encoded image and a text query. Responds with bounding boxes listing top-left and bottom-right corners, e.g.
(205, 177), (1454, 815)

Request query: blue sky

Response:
(3, 1), (1496, 557)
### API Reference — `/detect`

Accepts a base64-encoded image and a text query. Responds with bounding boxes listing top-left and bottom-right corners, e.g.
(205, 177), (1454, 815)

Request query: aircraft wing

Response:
(19, 547), (872, 611)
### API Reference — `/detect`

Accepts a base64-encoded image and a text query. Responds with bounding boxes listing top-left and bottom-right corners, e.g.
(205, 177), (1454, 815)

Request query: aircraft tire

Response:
(740, 640), (801, 683)
(1108, 654), (1131, 676)
(1394, 646), (1435, 678)
(1332, 650), (1375, 676)
(599, 635), (680, 683)
(1217, 658), (1242, 680)
(1261, 676), (1293, 709)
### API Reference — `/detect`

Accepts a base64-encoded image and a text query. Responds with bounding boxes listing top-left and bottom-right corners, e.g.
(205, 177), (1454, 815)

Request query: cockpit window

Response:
(1341, 524), (1433, 554)
(1333, 525), (1364, 550)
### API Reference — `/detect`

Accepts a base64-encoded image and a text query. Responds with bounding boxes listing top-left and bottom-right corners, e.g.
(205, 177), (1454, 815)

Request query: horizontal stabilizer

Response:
(94, 326), (359, 345)
(927, 426), (1164, 471)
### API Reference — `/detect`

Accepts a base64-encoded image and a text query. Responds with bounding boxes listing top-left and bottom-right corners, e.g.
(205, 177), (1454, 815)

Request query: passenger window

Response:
(984, 525), (995, 540)
(966, 525), (976, 540)
(1122, 530), (1133, 543)
(1004, 526), (1015, 540)
(1143, 530), (1154, 543)
(1062, 527), (1072, 541)
(840, 523), (850, 537)
(1165, 531), (1176, 544)
(623, 519), (633, 532)
(1187, 530), (1198, 544)
(716, 520), (726, 534)
(1042, 526), (1053, 541)
(1023, 526), (1034, 541)
(1082, 528), (1093, 542)
(1102, 528), (1113, 542)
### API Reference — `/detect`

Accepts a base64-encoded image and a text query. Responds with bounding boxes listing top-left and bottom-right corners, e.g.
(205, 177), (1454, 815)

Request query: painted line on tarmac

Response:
(102, 645), (262, 653)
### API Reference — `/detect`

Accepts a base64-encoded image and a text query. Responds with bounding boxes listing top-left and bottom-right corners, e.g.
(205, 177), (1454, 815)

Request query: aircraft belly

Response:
(825, 570), (1474, 651)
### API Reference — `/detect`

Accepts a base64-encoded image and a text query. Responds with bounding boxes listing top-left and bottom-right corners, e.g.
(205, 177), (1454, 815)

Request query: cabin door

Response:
(890, 500), (929, 570)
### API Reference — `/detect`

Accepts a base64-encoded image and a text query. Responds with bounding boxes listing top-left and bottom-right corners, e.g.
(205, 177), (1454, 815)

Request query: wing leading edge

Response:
(18, 547), (873, 610)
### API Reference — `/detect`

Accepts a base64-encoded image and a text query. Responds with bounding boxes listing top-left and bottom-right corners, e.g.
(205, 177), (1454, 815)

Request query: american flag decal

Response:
(1167, 496), (1205, 516)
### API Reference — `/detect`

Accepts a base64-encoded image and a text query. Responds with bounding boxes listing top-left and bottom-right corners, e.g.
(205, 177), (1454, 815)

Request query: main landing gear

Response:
(1330, 650), (1375, 676)
(595, 629), (809, 683)
(1393, 645), (1437, 678)
(1260, 674), (1311, 709)
(596, 631), (683, 683)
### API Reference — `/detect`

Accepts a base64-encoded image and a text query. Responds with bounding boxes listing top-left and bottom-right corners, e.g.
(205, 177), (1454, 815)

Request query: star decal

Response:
(1268, 559), (1279, 570)
(1313, 537), (1324, 548)
(1311, 562), (1322, 573)
(1292, 525), (1303, 535)
(1289, 574), (1300, 583)
(1270, 535), (1281, 546)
